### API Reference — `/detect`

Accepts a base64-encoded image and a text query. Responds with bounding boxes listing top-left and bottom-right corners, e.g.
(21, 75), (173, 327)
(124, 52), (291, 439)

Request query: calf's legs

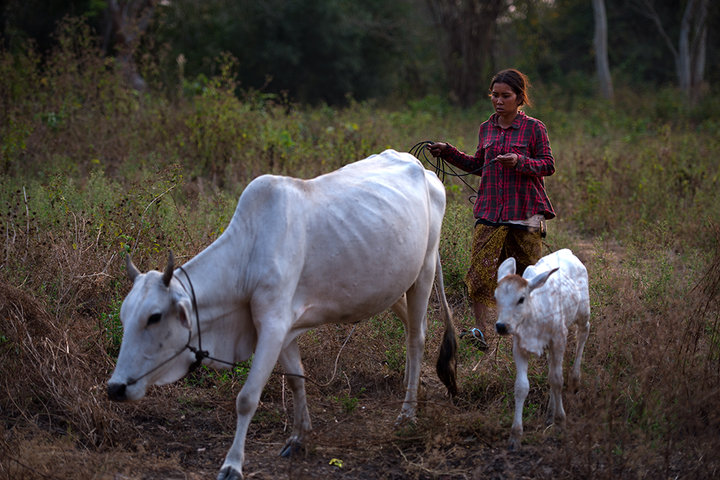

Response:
(510, 337), (529, 450)
(569, 315), (591, 393)
(546, 341), (567, 427)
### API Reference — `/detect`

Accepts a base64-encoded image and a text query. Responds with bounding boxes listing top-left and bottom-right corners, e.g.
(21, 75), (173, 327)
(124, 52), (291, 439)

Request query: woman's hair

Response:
(489, 69), (532, 107)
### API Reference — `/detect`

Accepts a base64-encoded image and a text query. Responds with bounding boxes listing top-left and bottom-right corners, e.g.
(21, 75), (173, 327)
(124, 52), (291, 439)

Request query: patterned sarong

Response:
(466, 224), (543, 306)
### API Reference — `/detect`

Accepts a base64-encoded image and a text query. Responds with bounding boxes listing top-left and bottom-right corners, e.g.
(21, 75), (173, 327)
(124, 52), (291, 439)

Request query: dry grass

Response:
(3, 234), (719, 479)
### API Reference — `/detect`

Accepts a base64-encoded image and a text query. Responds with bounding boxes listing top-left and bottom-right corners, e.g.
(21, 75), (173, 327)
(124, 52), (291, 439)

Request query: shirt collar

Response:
(490, 110), (526, 129)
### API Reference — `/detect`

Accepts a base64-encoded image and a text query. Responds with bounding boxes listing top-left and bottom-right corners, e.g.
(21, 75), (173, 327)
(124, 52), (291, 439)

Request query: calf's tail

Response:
(434, 254), (458, 397)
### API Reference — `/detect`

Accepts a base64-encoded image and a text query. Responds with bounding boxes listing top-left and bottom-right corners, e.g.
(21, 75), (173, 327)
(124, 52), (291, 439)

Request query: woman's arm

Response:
(428, 141), (486, 177)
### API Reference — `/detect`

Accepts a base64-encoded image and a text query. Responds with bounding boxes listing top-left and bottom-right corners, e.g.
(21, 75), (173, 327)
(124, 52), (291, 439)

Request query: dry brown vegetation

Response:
(2, 22), (720, 480)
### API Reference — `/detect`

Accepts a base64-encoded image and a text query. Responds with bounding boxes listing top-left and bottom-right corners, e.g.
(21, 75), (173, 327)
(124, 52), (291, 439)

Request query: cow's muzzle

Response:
(107, 382), (128, 402)
(495, 322), (509, 335)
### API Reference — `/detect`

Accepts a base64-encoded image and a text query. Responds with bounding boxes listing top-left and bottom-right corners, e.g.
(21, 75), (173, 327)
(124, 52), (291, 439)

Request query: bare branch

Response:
(632, 0), (678, 57)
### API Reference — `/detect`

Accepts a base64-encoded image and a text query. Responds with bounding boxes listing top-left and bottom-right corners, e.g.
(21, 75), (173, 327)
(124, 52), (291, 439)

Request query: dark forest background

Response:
(2, 0), (717, 105)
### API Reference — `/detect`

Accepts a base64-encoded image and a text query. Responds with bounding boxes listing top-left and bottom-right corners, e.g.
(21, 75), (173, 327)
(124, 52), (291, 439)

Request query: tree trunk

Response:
(426, 0), (505, 107)
(592, 0), (613, 100)
(689, 0), (708, 101)
(106, 0), (157, 92)
(638, 0), (708, 101)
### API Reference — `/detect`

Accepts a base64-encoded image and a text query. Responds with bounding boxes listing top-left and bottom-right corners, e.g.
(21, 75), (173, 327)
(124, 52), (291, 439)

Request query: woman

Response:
(428, 68), (555, 350)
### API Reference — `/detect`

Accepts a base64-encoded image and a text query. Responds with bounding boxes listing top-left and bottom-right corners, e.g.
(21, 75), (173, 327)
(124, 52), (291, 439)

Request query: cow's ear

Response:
(528, 267), (559, 292)
(497, 257), (516, 281)
(176, 298), (192, 329)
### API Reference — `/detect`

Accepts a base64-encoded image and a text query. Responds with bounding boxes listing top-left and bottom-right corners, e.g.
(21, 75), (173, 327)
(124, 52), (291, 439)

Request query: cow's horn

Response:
(162, 251), (175, 287)
(126, 254), (141, 282)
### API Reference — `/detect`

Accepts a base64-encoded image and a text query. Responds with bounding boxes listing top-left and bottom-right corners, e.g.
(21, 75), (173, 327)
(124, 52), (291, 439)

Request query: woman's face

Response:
(490, 82), (521, 116)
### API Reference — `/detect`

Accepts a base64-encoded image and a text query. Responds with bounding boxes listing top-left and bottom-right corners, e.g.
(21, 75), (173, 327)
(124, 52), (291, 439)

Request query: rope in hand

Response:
(409, 141), (497, 204)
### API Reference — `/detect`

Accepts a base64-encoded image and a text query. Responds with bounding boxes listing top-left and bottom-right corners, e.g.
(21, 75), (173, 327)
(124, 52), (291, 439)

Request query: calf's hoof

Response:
(508, 436), (521, 451)
(217, 466), (243, 480)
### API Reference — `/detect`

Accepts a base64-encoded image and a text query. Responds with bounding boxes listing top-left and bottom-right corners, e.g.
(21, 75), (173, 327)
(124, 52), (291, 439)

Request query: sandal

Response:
(459, 327), (488, 351)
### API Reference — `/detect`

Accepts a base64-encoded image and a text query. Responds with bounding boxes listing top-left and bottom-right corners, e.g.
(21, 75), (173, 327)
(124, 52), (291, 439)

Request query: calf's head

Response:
(107, 252), (195, 402)
(494, 257), (558, 336)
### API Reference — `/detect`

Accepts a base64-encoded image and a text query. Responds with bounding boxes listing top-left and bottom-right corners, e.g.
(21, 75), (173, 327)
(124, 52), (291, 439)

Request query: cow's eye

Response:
(148, 313), (162, 325)
(517, 296), (525, 305)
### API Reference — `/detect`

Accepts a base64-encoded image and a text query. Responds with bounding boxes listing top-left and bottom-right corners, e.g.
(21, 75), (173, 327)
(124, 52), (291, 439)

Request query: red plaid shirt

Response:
(442, 111), (555, 222)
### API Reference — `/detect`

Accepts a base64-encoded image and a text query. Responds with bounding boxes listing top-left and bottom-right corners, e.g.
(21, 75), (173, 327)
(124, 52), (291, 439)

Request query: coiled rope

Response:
(409, 141), (497, 204)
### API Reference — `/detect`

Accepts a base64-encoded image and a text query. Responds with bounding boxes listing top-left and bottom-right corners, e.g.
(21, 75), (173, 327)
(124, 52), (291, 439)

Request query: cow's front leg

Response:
(510, 338), (529, 450)
(217, 325), (287, 480)
(277, 337), (312, 457)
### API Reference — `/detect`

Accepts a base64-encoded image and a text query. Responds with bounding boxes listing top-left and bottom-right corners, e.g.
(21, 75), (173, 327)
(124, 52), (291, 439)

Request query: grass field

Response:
(2, 25), (720, 479)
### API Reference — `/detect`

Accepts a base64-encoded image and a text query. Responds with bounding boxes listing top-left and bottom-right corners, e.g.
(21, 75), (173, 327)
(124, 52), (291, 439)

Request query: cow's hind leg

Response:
(278, 337), (312, 457)
(390, 294), (411, 388)
(395, 268), (432, 425)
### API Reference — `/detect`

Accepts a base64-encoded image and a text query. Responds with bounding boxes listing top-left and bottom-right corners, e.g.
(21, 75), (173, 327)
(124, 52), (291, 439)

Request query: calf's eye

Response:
(517, 296), (525, 305)
(148, 313), (162, 326)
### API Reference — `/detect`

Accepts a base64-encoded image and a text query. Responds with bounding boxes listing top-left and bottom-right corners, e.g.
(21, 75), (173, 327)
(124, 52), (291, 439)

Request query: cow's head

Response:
(494, 257), (557, 336)
(107, 252), (195, 402)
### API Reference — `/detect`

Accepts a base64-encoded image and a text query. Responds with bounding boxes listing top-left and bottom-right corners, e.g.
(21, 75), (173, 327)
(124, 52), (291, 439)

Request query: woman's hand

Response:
(427, 142), (449, 157)
(495, 153), (518, 168)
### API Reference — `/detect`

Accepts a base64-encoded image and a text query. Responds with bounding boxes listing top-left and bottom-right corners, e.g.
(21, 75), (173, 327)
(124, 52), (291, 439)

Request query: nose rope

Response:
(177, 265), (209, 372)
(124, 328), (194, 386)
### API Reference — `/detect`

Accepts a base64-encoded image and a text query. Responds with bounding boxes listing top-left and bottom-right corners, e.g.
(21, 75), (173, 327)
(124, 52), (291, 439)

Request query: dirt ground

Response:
(2, 338), (598, 480)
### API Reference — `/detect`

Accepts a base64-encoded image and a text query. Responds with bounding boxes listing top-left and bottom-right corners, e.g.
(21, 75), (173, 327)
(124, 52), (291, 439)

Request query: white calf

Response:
(494, 248), (590, 450)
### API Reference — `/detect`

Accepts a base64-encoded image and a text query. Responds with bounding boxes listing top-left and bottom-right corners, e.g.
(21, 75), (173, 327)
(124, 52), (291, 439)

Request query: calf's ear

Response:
(528, 267), (559, 292)
(497, 257), (517, 281)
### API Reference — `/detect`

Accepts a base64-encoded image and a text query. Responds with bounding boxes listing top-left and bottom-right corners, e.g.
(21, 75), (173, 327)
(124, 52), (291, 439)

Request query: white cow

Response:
(107, 150), (458, 480)
(494, 248), (590, 450)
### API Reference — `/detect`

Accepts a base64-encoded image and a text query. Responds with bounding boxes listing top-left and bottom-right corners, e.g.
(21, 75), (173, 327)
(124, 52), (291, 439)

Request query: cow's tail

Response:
(434, 254), (458, 397)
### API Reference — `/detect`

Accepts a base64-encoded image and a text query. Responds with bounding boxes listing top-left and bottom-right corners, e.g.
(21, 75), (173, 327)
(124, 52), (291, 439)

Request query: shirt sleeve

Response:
(440, 123), (490, 177)
(441, 144), (485, 177)
(514, 120), (555, 177)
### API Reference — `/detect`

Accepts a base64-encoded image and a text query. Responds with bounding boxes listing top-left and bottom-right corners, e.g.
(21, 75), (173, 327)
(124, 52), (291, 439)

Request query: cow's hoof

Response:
(280, 439), (302, 458)
(508, 437), (521, 451)
(217, 465), (243, 480)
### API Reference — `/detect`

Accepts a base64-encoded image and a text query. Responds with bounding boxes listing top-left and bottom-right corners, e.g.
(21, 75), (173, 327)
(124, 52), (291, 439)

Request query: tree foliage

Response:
(0, 0), (718, 104)
(152, 0), (418, 104)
